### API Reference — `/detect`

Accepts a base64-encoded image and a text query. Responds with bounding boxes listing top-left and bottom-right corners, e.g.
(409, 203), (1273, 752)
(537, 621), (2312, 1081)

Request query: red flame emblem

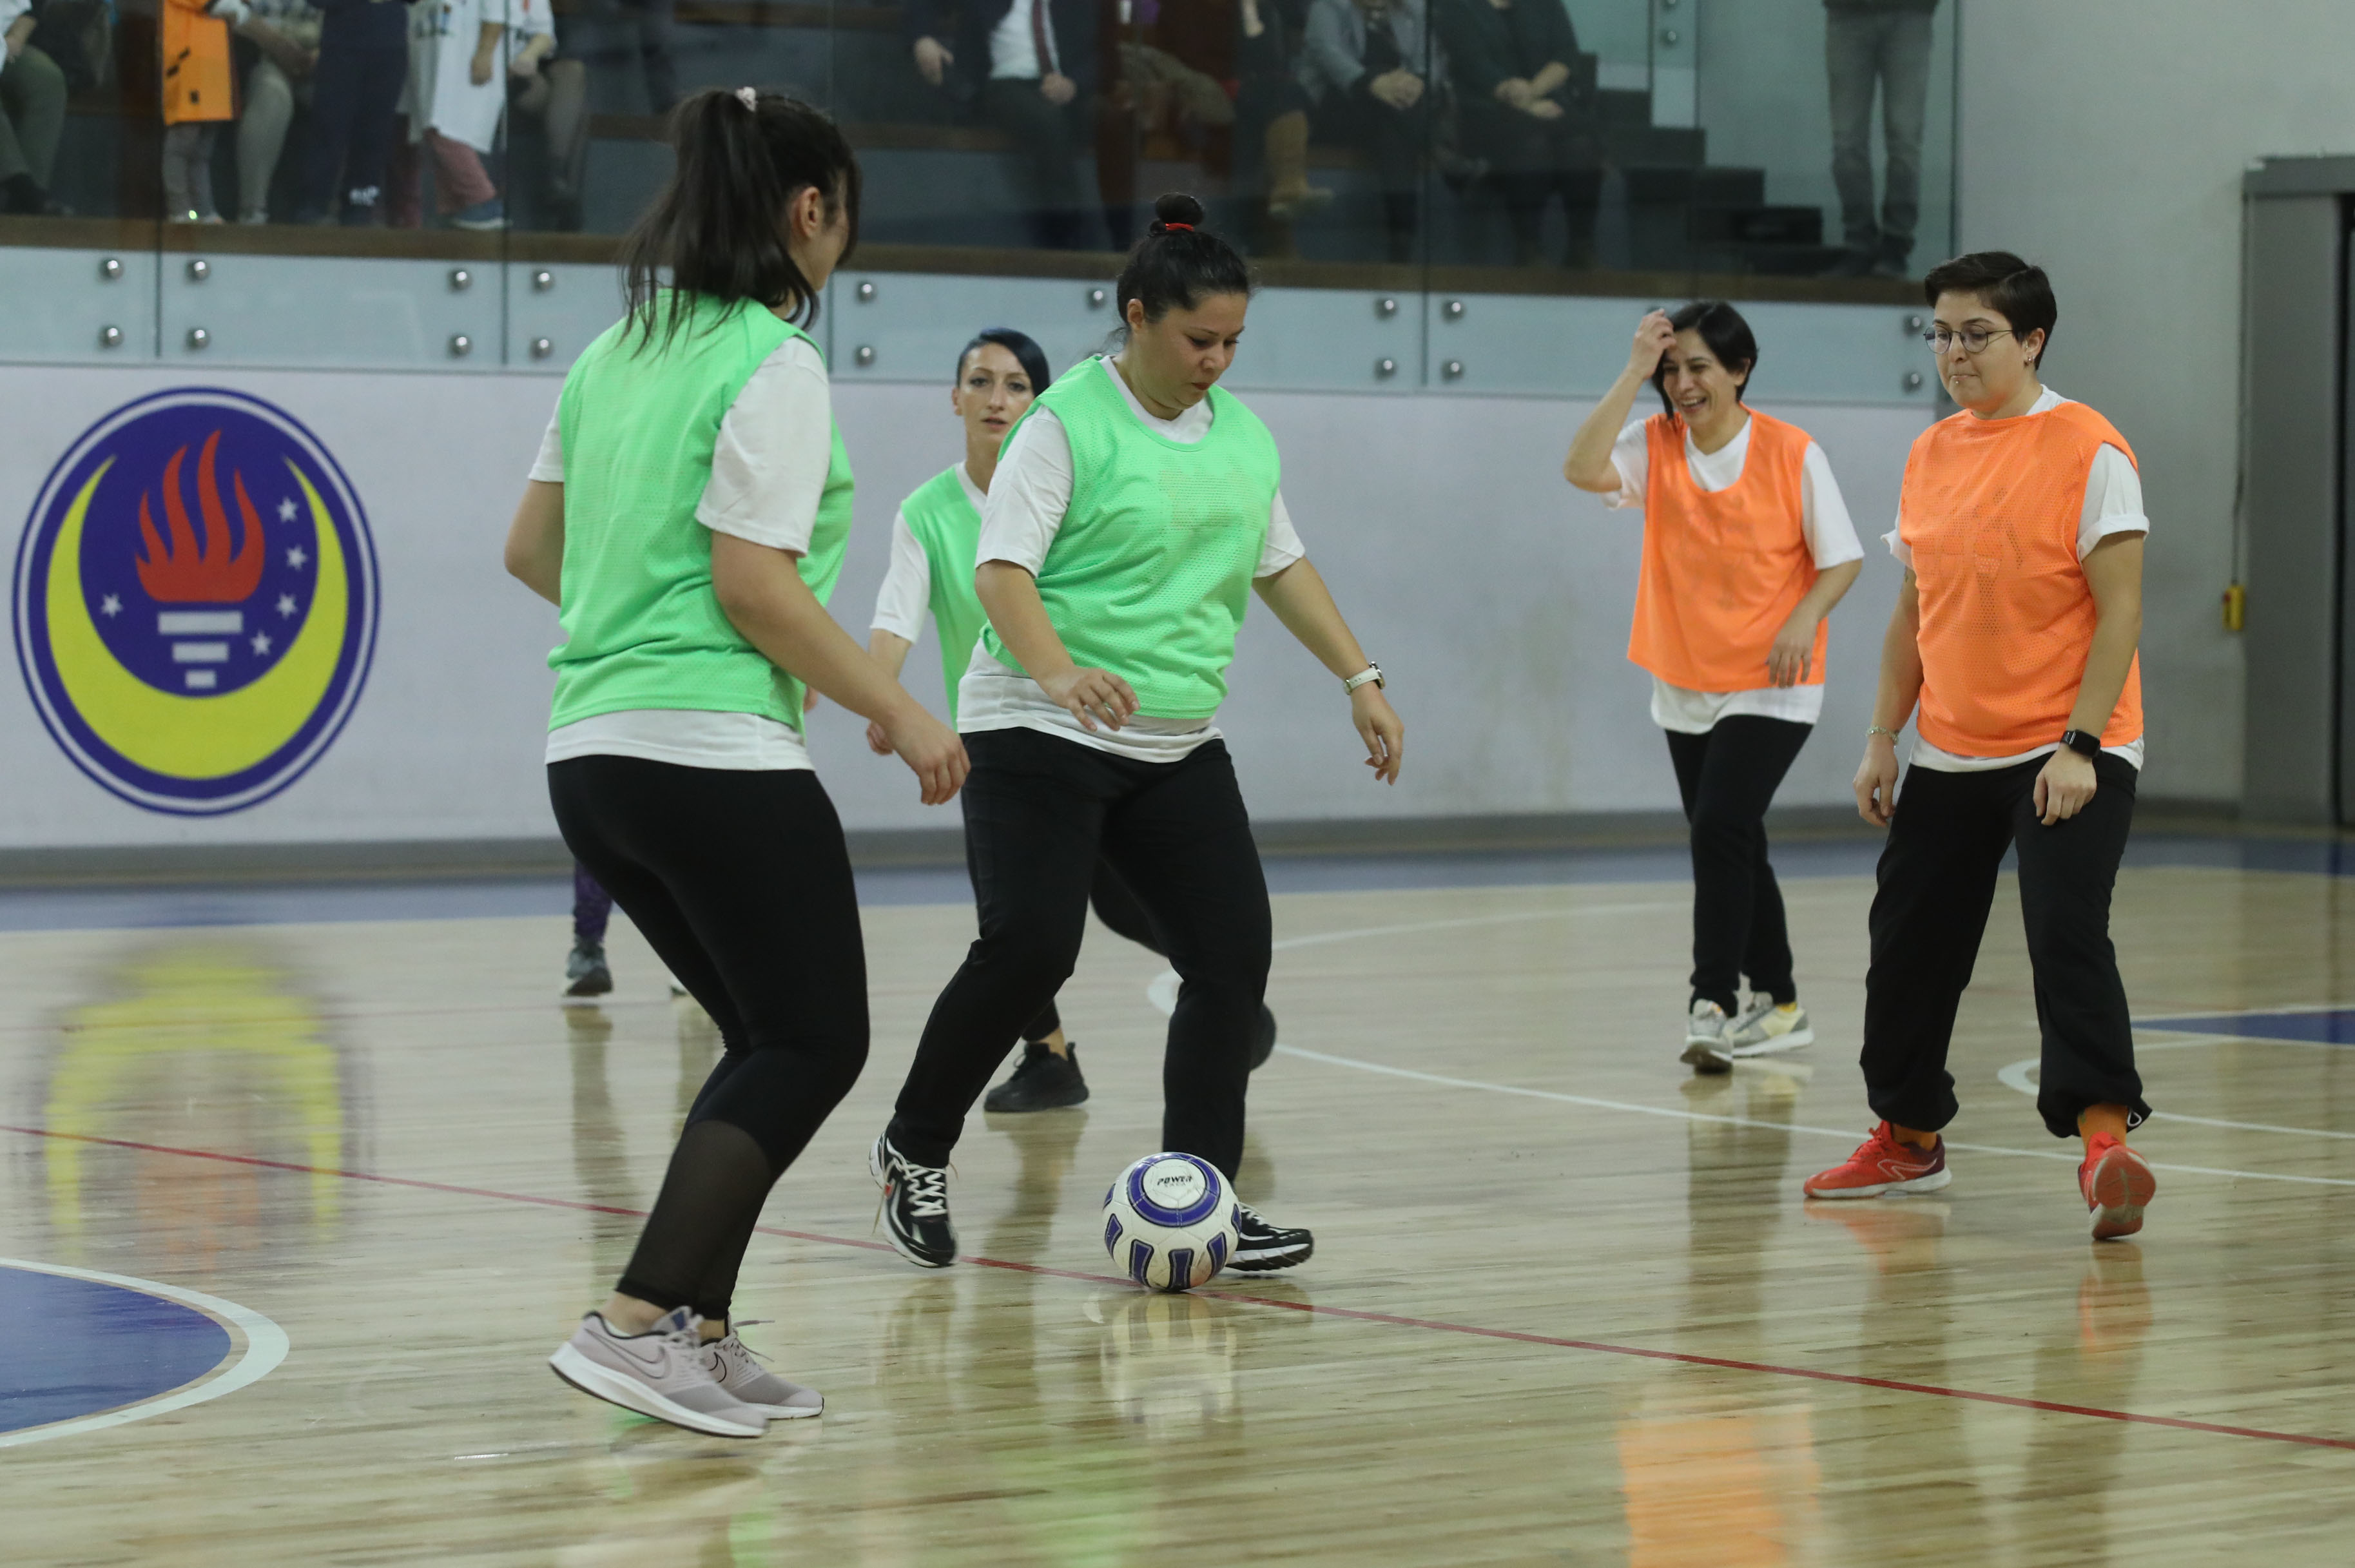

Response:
(134, 431), (266, 604)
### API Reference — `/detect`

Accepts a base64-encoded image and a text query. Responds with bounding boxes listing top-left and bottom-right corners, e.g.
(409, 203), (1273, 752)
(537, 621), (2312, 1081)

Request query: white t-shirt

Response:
(989, 0), (1059, 79)
(1884, 388), (2149, 773)
(960, 357), (1306, 762)
(1605, 413), (1866, 733)
(869, 462), (989, 644)
(534, 333), (834, 771)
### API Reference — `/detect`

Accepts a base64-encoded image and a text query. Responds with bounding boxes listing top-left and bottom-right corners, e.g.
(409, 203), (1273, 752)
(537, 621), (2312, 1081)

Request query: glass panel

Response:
(1692, 0), (1957, 281)
(0, 0), (161, 362)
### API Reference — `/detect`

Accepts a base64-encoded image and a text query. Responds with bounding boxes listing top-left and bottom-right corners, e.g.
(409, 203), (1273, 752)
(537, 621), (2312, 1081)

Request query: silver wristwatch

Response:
(1342, 663), (1385, 694)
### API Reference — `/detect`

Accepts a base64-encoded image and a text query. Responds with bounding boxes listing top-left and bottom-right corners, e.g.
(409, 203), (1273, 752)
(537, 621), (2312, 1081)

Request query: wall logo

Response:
(12, 389), (379, 815)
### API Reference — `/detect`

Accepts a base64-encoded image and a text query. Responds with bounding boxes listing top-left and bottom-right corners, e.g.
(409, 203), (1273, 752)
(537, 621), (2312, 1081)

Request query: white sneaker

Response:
(548, 1307), (766, 1437)
(1726, 993), (1816, 1057)
(1680, 1000), (1732, 1074)
(703, 1326), (824, 1419)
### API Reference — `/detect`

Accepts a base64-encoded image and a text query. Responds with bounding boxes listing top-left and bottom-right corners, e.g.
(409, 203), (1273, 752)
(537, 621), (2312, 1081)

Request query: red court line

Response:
(8, 1121), (2352, 1454)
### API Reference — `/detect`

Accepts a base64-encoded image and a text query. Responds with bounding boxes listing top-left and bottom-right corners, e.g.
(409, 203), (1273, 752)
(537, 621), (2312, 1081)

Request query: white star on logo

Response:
(286, 545), (309, 570)
(277, 498), (298, 523)
(99, 594), (122, 617)
(251, 631), (273, 656)
(276, 593), (298, 617)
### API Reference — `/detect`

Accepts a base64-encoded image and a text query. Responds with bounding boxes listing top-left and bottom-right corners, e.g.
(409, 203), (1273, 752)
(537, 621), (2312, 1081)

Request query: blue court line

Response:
(0, 832), (2340, 934)
(2137, 1009), (2355, 1045)
(0, 1266), (231, 1433)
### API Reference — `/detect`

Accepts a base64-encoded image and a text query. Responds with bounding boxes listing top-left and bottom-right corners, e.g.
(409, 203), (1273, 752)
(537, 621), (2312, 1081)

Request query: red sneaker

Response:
(2079, 1133), (2156, 1241)
(1803, 1121), (1951, 1199)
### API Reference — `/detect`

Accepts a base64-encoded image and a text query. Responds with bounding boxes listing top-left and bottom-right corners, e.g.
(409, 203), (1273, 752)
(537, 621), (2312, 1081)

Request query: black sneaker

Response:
(982, 1042), (1090, 1112)
(565, 940), (612, 998)
(1228, 1204), (1313, 1272)
(1249, 1005), (1278, 1070)
(869, 1134), (956, 1268)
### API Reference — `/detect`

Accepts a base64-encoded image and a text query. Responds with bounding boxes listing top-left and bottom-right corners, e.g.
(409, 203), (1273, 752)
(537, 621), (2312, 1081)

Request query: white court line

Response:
(1147, 903), (2355, 1189)
(0, 1259), (290, 1449)
(1997, 1058), (2355, 1141)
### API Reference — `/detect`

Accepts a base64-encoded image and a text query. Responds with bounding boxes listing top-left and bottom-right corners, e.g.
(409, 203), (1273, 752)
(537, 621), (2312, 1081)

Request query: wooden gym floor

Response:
(4, 837), (2354, 1565)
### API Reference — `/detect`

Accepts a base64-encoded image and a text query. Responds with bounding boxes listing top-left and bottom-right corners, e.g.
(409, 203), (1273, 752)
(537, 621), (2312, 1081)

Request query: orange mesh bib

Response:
(1627, 409), (1823, 692)
(1899, 400), (2143, 757)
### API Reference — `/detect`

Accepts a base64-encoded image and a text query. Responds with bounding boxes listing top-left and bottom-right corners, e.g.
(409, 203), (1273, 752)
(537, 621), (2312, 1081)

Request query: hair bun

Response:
(1150, 191), (1207, 234)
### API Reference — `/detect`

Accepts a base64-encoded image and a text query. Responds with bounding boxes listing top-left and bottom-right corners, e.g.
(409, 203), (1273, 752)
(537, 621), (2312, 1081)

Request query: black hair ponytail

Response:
(1652, 300), (1759, 419)
(1114, 193), (1254, 331)
(619, 88), (862, 351)
(954, 327), (1053, 393)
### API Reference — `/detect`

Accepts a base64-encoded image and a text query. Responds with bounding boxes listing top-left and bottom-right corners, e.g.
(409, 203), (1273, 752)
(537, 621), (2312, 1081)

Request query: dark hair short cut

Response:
(619, 88), (861, 349)
(1922, 251), (2055, 368)
(1652, 300), (1759, 418)
(955, 327), (1052, 394)
(1115, 193), (1254, 329)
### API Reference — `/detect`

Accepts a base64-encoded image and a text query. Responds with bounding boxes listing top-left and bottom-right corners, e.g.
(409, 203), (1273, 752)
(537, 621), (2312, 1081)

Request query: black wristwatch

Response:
(2059, 730), (2101, 759)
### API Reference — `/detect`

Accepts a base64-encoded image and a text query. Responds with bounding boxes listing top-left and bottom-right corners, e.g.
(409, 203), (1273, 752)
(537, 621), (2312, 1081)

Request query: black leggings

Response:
(1664, 717), (1813, 1013)
(889, 729), (1270, 1177)
(1861, 753), (2146, 1139)
(550, 756), (868, 1319)
(1018, 862), (1165, 1041)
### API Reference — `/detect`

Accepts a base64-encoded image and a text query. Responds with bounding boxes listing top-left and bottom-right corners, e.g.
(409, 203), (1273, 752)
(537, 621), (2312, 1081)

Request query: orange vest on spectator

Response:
(161, 0), (238, 126)
(1898, 400), (2144, 757)
(1627, 409), (1824, 692)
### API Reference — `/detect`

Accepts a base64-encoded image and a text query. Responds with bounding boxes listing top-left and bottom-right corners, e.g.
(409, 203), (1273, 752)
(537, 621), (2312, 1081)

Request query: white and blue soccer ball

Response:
(1101, 1152), (1240, 1293)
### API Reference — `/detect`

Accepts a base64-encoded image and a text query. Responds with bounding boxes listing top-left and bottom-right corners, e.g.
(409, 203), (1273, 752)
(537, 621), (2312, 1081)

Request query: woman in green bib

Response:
(865, 326), (1283, 1116)
(503, 88), (965, 1438)
(869, 193), (1406, 1275)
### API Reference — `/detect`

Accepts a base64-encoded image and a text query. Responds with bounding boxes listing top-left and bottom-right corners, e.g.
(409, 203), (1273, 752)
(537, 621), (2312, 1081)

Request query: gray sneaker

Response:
(703, 1326), (823, 1419)
(1680, 1000), (1733, 1074)
(549, 1308), (766, 1438)
(1726, 992), (1816, 1057)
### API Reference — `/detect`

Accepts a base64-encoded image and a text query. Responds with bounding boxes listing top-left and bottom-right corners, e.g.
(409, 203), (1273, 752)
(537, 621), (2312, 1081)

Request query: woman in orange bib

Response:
(1807, 253), (2156, 1241)
(1566, 302), (1863, 1072)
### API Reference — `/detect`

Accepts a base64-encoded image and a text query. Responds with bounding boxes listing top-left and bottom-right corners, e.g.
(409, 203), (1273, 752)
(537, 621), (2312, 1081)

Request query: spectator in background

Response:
(162, 0), (244, 222)
(509, 0), (588, 231)
(233, 0), (322, 223)
(392, 0), (510, 230)
(1, 0), (69, 215)
(299, 0), (409, 223)
(1299, 0), (1437, 264)
(1823, 0), (1937, 278)
(583, 0), (672, 115)
(905, 0), (1109, 249)
(1436, 0), (1600, 268)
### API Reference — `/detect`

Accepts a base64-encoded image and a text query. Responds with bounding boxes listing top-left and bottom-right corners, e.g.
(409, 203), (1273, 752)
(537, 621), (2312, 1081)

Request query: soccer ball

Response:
(1101, 1152), (1240, 1293)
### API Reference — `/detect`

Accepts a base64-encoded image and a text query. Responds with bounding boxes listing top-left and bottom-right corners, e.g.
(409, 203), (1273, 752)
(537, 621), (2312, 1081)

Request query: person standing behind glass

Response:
(1, 0), (68, 215)
(1823, 0), (1937, 278)
(1435, 0), (1599, 269)
(906, 0), (1107, 250)
(1299, 0), (1437, 265)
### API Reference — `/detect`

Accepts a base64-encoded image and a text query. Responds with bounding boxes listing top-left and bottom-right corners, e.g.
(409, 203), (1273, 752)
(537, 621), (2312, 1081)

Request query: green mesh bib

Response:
(549, 294), (853, 734)
(980, 360), (1279, 720)
(898, 466), (987, 723)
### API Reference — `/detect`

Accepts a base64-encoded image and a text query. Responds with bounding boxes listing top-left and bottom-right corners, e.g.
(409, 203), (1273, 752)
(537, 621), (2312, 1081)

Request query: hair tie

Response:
(1156, 222), (1194, 235)
(735, 86), (759, 111)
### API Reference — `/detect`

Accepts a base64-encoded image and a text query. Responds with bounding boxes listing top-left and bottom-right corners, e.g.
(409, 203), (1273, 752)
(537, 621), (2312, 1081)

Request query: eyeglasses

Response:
(1923, 326), (2017, 356)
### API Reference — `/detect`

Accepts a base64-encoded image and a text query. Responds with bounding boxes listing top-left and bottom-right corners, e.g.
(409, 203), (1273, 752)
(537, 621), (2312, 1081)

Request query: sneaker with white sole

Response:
(1803, 1122), (1951, 1199)
(703, 1324), (823, 1418)
(870, 1133), (957, 1268)
(1680, 1000), (1733, 1074)
(1726, 993), (1815, 1057)
(548, 1307), (766, 1437)
(1228, 1204), (1313, 1272)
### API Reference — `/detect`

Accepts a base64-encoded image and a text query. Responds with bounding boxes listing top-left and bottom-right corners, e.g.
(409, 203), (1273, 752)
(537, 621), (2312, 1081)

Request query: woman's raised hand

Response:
(1040, 666), (1139, 733)
(1629, 310), (1677, 378)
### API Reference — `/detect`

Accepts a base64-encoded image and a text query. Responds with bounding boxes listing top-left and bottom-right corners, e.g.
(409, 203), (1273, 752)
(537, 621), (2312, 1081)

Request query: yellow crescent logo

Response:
(45, 458), (350, 780)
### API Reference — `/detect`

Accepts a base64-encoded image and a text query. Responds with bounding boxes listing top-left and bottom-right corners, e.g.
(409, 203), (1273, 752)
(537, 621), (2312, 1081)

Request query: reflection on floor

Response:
(4, 848), (2354, 1564)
